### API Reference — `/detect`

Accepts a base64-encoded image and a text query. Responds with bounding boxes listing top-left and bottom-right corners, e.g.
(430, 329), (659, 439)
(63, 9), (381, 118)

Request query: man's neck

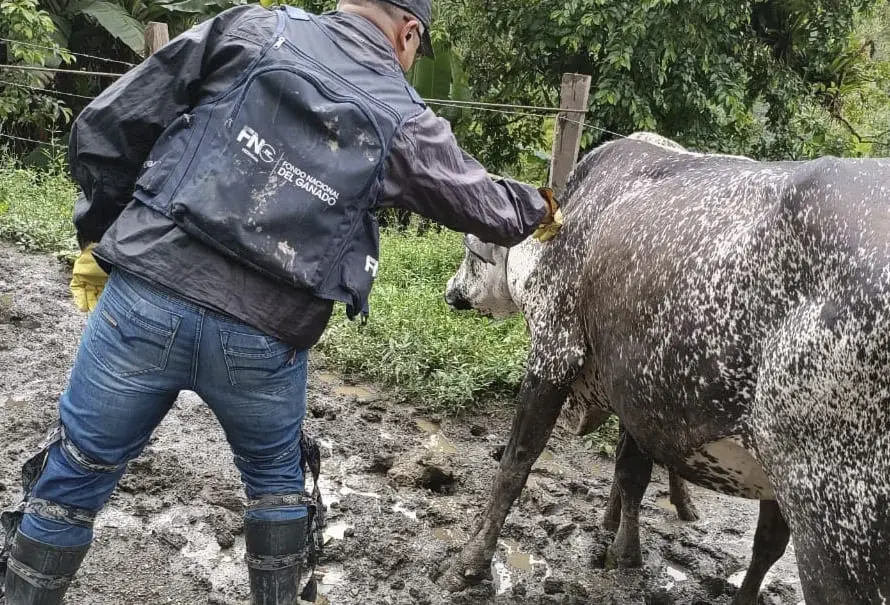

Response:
(337, 5), (397, 49)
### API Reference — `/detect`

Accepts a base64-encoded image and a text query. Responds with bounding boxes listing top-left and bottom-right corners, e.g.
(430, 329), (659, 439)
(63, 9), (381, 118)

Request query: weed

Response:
(0, 154), (78, 260)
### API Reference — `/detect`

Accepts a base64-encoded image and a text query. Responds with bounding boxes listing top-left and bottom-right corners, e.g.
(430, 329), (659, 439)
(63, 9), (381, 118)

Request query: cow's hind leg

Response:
(602, 424), (698, 530)
(607, 428), (653, 568)
(669, 471), (699, 522)
(601, 422), (626, 532)
(603, 475), (622, 532)
(442, 373), (568, 591)
(731, 500), (790, 605)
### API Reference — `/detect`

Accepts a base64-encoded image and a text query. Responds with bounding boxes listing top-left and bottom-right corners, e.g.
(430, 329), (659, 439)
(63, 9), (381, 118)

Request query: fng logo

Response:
(365, 256), (379, 278)
(236, 126), (276, 163)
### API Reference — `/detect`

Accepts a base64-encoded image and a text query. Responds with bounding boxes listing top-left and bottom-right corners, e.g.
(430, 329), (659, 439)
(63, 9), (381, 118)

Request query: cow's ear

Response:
(465, 234), (496, 265)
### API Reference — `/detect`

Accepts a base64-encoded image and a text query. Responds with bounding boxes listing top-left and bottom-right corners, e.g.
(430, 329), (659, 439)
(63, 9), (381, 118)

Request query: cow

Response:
(441, 132), (890, 605)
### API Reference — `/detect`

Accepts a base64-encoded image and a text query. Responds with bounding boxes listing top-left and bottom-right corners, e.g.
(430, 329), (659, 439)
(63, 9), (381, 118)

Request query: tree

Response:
(437, 0), (888, 170)
(0, 0), (73, 148)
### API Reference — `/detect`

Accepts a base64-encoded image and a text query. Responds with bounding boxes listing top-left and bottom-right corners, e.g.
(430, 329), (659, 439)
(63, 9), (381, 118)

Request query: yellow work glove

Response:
(70, 244), (108, 313)
(532, 187), (564, 242)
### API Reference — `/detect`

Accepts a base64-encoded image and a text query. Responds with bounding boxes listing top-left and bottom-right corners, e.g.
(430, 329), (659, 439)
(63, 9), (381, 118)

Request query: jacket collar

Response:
(320, 11), (404, 77)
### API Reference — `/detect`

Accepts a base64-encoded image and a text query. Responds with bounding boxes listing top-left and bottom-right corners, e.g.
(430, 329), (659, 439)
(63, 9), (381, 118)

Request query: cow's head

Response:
(444, 234), (519, 319)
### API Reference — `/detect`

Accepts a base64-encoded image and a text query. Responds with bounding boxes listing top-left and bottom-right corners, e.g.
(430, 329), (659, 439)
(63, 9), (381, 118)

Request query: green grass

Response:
(0, 157), (78, 258)
(317, 228), (531, 412)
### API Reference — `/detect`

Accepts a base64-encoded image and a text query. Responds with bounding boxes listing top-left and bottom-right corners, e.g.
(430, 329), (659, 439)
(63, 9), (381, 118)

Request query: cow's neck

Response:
(506, 237), (545, 315)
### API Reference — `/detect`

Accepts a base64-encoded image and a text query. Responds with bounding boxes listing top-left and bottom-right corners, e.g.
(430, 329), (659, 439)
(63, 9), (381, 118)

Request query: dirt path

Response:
(0, 243), (803, 605)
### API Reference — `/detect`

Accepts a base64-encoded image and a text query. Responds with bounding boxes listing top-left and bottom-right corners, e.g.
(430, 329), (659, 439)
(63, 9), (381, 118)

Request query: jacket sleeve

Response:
(69, 5), (273, 244)
(379, 108), (547, 247)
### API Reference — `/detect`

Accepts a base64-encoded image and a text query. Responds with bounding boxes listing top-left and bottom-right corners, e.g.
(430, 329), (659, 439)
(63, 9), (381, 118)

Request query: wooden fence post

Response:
(145, 22), (170, 56)
(548, 73), (592, 198)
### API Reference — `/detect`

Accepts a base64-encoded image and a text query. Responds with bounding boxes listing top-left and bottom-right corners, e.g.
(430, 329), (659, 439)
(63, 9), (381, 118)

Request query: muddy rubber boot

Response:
(245, 516), (307, 605)
(3, 532), (89, 605)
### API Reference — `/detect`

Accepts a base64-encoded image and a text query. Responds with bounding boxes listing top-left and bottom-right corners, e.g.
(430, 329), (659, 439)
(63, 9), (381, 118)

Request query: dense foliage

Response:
(2, 0), (889, 169)
(439, 0), (890, 170)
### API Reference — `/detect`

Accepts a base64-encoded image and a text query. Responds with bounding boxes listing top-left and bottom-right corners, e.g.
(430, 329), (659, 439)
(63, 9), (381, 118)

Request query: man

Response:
(0, 1), (560, 603)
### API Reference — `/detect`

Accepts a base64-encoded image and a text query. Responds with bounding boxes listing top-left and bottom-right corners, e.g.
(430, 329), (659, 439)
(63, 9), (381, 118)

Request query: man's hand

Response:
(70, 244), (108, 312)
(532, 187), (563, 242)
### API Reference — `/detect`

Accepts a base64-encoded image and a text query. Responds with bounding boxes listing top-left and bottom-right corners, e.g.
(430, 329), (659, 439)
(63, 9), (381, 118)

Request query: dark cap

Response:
(380, 0), (434, 57)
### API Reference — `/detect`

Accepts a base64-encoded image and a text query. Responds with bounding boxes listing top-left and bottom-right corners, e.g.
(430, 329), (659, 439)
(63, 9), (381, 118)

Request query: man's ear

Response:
(397, 17), (420, 52)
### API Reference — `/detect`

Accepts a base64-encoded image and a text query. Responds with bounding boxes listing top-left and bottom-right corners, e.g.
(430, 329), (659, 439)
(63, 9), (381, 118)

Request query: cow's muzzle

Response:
(444, 292), (473, 311)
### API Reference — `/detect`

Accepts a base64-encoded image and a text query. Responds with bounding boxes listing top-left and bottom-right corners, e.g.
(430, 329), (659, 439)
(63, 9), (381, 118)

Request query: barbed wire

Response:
(428, 100), (628, 140)
(0, 37), (136, 68)
(0, 65), (123, 78)
(424, 98), (587, 114)
(0, 59), (629, 143)
(0, 79), (96, 100)
(0, 132), (61, 147)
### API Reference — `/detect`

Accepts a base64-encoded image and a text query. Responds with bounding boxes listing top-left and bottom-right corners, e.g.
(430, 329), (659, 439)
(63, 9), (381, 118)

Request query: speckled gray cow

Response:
(442, 133), (890, 605)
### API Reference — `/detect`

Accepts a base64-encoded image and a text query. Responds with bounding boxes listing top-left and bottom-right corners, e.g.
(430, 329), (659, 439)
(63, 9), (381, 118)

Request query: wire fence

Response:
(0, 37), (136, 68)
(0, 79), (97, 100)
(0, 132), (61, 147)
(0, 64), (124, 78)
(0, 51), (629, 148)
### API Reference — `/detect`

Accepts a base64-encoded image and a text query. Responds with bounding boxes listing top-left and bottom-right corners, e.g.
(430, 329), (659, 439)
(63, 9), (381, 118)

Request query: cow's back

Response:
(546, 138), (890, 498)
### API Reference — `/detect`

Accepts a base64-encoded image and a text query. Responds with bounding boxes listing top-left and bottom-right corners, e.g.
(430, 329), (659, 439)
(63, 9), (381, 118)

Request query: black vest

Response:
(132, 6), (426, 318)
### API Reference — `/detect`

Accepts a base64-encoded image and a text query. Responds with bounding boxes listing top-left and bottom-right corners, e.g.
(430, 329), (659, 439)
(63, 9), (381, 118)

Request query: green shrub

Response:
(0, 155), (78, 258)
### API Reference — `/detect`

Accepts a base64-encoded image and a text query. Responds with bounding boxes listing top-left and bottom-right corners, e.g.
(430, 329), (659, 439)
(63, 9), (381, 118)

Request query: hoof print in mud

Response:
(365, 454), (395, 474)
(154, 528), (187, 550)
(389, 450), (458, 494)
(418, 465), (455, 494)
(360, 410), (383, 423)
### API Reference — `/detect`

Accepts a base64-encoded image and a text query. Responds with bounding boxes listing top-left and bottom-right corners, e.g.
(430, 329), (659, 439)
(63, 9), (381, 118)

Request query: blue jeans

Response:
(20, 270), (309, 547)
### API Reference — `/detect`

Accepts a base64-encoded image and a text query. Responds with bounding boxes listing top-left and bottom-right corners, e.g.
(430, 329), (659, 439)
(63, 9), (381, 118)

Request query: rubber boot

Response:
(245, 516), (307, 605)
(3, 532), (89, 605)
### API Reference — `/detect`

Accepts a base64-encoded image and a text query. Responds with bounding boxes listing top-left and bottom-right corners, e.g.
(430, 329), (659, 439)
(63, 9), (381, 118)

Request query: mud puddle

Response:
(0, 243), (802, 604)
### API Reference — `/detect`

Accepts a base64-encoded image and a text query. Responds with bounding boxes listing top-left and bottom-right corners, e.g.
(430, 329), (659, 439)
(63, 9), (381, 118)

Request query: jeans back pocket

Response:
(89, 294), (181, 379)
(219, 329), (302, 394)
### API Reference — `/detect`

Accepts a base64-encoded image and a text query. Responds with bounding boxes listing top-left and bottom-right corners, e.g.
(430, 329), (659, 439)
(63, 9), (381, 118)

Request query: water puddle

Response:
(317, 372), (340, 385)
(338, 483), (382, 500)
(500, 539), (534, 571)
(415, 418), (459, 455)
(432, 528), (461, 544)
(95, 507), (142, 531)
(333, 385), (377, 402)
(393, 501), (417, 521)
(664, 564), (689, 590)
(415, 418), (440, 434)
(317, 438), (335, 458)
(492, 559), (514, 595)
(656, 497), (675, 512)
(317, 564), (345, 594)
(323, 521), (352, 543)
(491, 539), (551, 595)
(147, 506), (247, 593)
(532, 449), (571, 476)
(426, 433), (459, 455)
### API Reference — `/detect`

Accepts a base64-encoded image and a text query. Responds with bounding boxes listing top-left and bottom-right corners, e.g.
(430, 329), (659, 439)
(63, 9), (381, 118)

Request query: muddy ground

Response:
(0, 242), (804, 605)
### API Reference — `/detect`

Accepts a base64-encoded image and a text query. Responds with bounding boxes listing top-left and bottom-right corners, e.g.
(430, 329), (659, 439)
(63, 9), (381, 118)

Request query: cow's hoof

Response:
(675, 502), (700, 522)
(605, 546), (643, 570)
(439, 564), (489, 592)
